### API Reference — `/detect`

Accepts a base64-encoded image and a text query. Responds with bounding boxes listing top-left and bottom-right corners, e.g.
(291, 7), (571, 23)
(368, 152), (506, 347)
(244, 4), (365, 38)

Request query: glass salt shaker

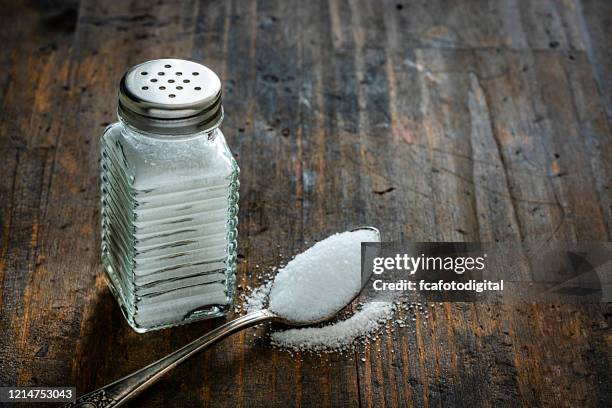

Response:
(100, 59), (239, 332)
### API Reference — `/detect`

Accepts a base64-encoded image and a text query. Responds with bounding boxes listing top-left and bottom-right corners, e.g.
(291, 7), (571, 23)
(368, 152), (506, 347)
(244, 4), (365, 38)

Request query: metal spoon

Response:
(65, 226), (380, 408)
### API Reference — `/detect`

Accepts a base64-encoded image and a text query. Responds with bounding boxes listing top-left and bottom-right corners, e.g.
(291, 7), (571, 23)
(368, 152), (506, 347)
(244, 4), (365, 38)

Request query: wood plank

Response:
(0, 0), (79, 388)
(381, 0), (586, 51)
(0, 147), (48, 386)
(579, 0), (612, 119)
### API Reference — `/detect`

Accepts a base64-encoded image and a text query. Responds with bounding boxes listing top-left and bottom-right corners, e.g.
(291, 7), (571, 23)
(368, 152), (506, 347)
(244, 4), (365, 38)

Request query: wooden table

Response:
(1, 0), (611, 406)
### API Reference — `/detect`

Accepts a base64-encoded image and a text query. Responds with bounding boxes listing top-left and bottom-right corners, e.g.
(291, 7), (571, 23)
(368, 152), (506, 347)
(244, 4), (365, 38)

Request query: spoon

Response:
(65, 226), (380, 408)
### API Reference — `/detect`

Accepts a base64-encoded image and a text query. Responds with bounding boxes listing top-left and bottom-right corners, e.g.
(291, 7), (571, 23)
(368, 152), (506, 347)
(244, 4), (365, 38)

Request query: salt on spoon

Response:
(68, 227), (380, 407)
(268, 228), (380, 323)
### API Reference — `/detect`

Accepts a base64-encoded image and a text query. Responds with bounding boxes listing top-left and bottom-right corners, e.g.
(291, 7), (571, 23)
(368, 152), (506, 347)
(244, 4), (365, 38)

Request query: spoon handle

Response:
(64, 310), (275, 408)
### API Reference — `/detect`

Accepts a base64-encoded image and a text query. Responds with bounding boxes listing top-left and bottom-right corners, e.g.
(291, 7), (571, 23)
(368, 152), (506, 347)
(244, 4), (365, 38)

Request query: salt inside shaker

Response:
(100, 59), (239, 332)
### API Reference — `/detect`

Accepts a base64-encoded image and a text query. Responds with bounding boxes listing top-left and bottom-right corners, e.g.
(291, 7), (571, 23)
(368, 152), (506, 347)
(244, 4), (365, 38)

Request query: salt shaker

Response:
(100, 59), (239, 332)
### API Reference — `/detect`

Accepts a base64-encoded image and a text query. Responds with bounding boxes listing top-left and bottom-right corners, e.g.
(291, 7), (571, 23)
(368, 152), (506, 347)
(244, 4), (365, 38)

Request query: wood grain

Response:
(1, 0), (611, 407)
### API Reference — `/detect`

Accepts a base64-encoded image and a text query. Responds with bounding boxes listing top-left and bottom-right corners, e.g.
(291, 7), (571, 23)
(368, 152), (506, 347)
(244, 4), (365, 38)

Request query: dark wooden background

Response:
(1, 0), (611, 406)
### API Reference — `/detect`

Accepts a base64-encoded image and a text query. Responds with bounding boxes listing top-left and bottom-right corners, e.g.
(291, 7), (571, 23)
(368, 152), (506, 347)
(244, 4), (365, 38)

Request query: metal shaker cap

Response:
(118, 59), (223, 135)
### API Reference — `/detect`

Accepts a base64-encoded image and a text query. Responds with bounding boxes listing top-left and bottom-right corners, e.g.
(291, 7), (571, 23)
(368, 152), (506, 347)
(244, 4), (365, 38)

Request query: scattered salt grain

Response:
(268, 229), (379, 323)
(245, 281), (272, 314)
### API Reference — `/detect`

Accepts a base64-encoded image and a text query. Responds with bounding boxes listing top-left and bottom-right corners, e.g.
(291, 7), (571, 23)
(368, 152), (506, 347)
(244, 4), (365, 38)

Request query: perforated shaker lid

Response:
(118, 59), (223, 135)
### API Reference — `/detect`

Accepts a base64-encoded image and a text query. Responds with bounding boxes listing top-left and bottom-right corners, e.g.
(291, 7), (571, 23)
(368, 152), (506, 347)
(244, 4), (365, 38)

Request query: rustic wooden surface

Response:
(1, 0), (611, 406)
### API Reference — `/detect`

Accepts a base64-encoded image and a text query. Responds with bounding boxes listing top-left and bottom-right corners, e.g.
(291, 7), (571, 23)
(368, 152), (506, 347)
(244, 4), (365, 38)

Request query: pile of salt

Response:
(270, 302), (394, 352)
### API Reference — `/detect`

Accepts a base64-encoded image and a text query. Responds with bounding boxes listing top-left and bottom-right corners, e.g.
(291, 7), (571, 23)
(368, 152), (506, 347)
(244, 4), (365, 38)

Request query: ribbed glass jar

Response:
(100, 59), (239, 332)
